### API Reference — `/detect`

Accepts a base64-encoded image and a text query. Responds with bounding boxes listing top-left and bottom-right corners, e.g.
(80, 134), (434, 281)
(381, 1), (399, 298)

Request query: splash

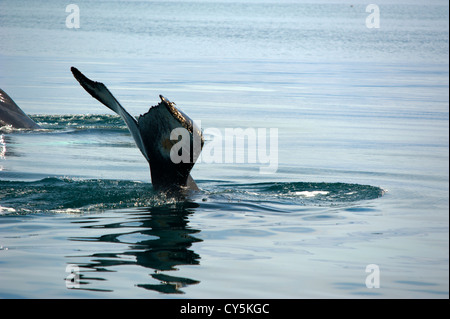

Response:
(0, 177), (384, 215)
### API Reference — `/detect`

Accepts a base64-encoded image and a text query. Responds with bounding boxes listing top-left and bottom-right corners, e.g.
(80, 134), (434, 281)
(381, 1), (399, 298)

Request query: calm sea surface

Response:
(0, 0), (448, 298)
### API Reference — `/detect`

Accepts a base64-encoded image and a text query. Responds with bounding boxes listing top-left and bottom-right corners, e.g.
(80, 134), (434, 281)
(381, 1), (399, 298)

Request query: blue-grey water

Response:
(0, 0), (448, 298)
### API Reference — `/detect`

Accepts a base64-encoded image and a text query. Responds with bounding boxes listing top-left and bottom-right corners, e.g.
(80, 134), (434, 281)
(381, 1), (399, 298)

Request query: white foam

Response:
(0, 205), (16, 214)
(294, 191), (329, 198)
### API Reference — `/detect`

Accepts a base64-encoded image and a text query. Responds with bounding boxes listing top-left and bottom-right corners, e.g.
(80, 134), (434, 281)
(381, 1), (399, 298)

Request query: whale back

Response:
(0, 88), (41, 129)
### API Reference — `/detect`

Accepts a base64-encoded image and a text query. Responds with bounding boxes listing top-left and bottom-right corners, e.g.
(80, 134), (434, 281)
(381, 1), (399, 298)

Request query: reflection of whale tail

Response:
(67, 204), (202, 294)
(0, 88), (41, 129)
(71, 67), (204, 191)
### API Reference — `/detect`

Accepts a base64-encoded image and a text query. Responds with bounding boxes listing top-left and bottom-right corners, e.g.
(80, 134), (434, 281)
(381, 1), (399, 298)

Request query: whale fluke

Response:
(71, 67), (204, 191)
(0, 88), (41, 129)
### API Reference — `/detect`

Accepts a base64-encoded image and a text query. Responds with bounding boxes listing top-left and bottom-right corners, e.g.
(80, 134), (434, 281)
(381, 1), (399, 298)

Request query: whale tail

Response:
(71, 67), (149, 161)
(71, 67), (203, 191)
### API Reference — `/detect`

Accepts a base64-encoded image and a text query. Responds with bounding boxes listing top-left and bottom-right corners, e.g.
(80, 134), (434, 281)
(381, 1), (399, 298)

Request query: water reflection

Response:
(0, 134), (21, 158)
(67, 201), (202, 294)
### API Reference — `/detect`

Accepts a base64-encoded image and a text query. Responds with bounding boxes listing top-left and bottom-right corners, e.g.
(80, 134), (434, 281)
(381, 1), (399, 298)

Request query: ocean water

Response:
(0, 0), (448, 298)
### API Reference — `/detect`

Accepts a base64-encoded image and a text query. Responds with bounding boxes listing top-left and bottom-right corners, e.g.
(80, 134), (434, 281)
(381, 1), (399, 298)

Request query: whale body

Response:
(71, 67), (204, 191)
(0, 88), (41, 129)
